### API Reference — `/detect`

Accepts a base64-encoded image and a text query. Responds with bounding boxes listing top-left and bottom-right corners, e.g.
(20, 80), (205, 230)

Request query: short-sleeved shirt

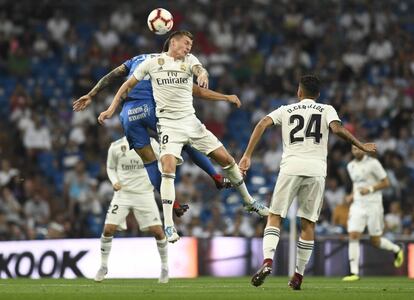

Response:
(267, 99), (341, 176)
(133, 52), (202, 119)
(107, 137), (160, 202)
(347, 155), (387, 204)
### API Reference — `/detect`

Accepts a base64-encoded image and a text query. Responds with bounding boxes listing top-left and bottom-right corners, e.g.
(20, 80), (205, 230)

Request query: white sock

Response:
(100, 235), (113, 268)
(349, 239), (360, 275)
(263, 226), (280, 260)
(161, 173), (175, 227)
(295, 238), (314, 275)
(379, 237), (400, 253)
(156, 237), (169, 269)
(223, 163), (253, 204)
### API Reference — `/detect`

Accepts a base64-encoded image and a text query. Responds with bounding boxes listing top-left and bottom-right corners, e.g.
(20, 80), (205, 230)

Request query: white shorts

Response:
(347, 201), (384, 236)
(157, 115), (222, 164)
(105, 192), (162, 231)
(270, 173), (325, 222)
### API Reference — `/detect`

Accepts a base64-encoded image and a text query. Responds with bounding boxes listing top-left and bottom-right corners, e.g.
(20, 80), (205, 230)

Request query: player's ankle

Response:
(263, 258), (273, 266)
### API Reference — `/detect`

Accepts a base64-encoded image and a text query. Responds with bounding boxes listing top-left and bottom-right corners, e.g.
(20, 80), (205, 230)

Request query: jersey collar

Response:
(300, 98), (316, 103)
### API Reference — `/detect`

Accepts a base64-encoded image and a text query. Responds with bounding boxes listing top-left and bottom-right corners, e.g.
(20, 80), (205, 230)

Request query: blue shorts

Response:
(119, 100), (157, 149)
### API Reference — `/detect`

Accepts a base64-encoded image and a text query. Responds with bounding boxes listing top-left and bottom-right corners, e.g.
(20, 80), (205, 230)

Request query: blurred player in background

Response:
(98, 30), (269, 243)
(239, 75), (376, 290)
(342, 145), (404, 282)
(95, 137), (177, 283)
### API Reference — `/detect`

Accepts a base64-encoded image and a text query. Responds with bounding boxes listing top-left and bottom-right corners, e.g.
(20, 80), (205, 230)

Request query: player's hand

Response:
(359, 188), (370, 196)
(226, 95), (241, 108)
(344, 194), (353, 204)
(361, 143), (376, 155)
(173, 203), (189, 217)
(197, 73), (209, 89)
(73, 94), (92, 112)
(239, 156), (251, 177)
(113, 183), (122, 191)
(98, 109), (114, 125)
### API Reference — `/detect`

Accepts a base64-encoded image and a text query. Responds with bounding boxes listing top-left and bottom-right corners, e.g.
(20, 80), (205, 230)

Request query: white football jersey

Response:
(347, 155), (387, 204)
(133, 52), (202, 119)
(107, 137), (159, 203)
(267, 98), (340, 176)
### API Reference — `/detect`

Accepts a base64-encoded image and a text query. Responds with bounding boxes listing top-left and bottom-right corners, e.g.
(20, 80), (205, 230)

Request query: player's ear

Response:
(297, 85), (302, 98)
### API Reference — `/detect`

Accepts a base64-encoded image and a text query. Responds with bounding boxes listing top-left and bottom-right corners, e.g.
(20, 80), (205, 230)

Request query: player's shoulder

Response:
(133, 53), (160, 62)
(366, 155), (381, 166)
(110, 136), (128, 149)
(185, 53), (200, 62)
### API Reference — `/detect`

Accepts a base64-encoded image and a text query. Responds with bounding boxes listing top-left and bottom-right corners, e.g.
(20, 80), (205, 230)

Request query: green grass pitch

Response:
(1, 277), (413, 300)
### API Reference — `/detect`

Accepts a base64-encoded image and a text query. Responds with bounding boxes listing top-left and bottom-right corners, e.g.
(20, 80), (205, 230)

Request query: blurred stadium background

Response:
(0, 0), (413, 279)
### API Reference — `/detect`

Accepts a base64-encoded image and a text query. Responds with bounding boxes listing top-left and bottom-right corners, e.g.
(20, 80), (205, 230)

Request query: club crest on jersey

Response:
(158, 58), (165, 70)
(121, 145), (127, 156)
(180, 63), (186, 72)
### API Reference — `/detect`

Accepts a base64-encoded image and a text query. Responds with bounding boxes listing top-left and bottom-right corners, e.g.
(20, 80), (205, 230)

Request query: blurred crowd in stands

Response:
(0, 0), (413, 241)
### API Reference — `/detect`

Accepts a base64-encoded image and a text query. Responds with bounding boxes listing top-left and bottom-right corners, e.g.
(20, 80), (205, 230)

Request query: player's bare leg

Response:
(148, 225), (169, 283)
(160, 154), (180, 243)
(134, 144), (157, 163)
(209, 146), (269, 217)
(251, 213), (281, 287)
(95, 224), (117, 282)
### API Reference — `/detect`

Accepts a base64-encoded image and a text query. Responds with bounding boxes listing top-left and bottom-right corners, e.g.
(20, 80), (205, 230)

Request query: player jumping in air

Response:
(98, 30), (269, 243)
(73, 53), (239, 213)
(239, 75), (376, 290)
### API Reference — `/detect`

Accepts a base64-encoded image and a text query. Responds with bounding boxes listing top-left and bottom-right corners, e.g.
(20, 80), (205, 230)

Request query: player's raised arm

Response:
(73, 64), (128, 112)
(239, 116), (274, 175)
(98, 76), (139, 124)
(329, 121), (376, 154)
(192, 85), (241, 108)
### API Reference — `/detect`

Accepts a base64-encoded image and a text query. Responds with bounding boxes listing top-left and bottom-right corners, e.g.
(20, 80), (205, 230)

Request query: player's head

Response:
(351, 145), (365, 160)
(163, 30), (193, 58)
(298, 75), (320, 100)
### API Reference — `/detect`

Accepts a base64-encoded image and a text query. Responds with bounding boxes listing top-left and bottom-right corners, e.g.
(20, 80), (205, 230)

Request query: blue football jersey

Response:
(122, 54), (155, 103)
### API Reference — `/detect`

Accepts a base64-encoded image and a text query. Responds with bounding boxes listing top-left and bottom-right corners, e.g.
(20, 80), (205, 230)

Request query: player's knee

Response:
(149, 226), (165, 239)
(103, 225), (116, 237)
(135, 146), (157, 163)
(210, 147), (234, 167)
(370, 236), (380, 247)
(267, 213), (282, 228)
(349, 232), (360, 240)
(161, 155), (177, 173)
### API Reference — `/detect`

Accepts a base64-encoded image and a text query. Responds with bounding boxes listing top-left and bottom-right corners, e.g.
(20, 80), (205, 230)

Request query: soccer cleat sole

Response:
(251, 265), (272, 287)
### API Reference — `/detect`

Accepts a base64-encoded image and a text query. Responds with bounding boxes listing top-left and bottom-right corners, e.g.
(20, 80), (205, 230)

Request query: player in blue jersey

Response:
(73, 54), (237, 214)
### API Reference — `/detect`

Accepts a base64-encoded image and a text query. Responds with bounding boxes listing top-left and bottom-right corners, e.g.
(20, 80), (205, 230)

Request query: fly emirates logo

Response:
(156, 71), (189, 86)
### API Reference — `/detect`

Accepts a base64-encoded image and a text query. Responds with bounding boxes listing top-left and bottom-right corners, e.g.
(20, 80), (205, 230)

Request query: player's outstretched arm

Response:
(98, 76), (139, 124)
(239, 116), (274, 175)
(329, 121), (376, 154)
(192, 65), (209, 88)
(192, 85), (241, 108)
(73, 64), (128, 112)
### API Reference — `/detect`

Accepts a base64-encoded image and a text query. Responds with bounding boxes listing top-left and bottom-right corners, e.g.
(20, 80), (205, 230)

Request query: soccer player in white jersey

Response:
(98, 30), (269, 243)
(239, 75), (376, 290)
(95, 137), (170, 283)
(342, 145), (404, 281)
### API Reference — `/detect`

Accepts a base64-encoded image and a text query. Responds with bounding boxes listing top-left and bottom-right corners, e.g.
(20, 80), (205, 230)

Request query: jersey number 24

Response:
(289, 114), (322, 144)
